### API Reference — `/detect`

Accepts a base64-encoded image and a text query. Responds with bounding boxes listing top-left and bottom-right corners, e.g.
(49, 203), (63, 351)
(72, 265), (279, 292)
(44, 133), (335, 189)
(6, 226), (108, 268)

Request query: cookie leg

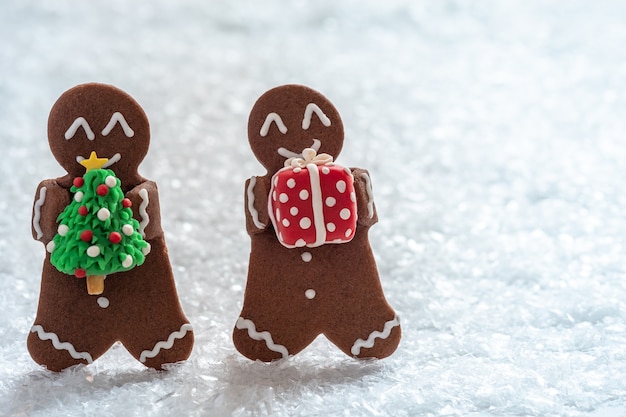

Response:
(117, 239), (194, 370)
(28, 261), (115, 371)
(325, 310), (401, 360)
(233, 315), (318, 362)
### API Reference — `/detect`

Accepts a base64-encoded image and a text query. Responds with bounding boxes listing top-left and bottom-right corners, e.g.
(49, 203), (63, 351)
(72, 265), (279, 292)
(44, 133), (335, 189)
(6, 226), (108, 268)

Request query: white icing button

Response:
(305, 289), (316, 299)
(97, 207), (111, 221)
(325, 197), (336, 207)
(340, 208), (351, 220)
(287, 178), (296, 188)
(295, 239), (306, 247)
(122, 224), (133, 236)
(279, 193), (289, 203)
(300, 217), (312, 229)
(327, 222), (336, 232)
(46, 240), (56, 253)
(97, 297), (109, 308)
(122, 254), (133, 268)
(87, 245), (100, 257)
(299, 189), (309, 200)
(290, 206), (299, 216)
(322, 167), (330, 175)
(282, 218), (290, 227)
(105, 176), (117, 188)
(336, 180), (346, 193)
(57, 224), (69, 236)
(142, 242), (151, 255)
(74, 191), (84, 202)
(301, 252), (312, 262)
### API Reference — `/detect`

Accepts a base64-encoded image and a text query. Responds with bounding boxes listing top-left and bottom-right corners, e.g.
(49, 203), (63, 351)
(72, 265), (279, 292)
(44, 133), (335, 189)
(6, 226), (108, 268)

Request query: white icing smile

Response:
(277, 139), (321, 159)
(75, 153), (121, 168)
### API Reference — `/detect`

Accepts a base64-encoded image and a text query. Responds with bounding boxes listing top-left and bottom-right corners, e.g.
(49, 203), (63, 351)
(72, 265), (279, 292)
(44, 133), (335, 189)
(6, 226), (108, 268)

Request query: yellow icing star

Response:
(79, 151), (109, 172)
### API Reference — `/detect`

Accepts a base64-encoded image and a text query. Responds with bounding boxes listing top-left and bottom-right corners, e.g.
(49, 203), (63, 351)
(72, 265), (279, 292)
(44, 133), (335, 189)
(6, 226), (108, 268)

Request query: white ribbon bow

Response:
(284, 148), (334, 168)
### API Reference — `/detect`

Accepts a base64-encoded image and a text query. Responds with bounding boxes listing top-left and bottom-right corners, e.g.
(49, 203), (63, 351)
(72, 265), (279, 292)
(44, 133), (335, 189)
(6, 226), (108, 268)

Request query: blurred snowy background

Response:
(2, 0), (626, 415)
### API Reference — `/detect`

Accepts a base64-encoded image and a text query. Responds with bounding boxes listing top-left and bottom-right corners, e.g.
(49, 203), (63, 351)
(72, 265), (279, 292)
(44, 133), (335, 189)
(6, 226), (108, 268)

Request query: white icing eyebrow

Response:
(101, 112), (134, 137)
(302, 103), (331, 130)
(65, 117), (95, 140)
(260, 112), (288, 137)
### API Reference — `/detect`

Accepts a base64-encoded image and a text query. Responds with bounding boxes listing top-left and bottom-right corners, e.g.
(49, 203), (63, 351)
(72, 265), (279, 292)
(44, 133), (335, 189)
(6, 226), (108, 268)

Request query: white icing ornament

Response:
(87, 245), (100, 257)
(57, 224), (69, 236)
(74, 191), (84, 202)
(46, 240), (55, 253)
(122, 224), (134, 236)
(122, 254), (133, 268)
(105, 175), (117, 187)
(97, 207), (111, 221)
(142, 242), (151, 255)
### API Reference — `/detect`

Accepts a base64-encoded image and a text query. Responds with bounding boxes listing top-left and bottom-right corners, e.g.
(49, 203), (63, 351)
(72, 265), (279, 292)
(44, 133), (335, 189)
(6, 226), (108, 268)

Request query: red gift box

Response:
(268, 149), (358, 248)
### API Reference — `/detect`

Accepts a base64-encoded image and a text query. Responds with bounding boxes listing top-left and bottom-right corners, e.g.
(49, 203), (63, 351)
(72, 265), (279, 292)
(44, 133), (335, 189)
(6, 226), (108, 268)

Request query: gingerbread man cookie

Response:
(29, 83), (194, 371)
(233, 84), (401, 361)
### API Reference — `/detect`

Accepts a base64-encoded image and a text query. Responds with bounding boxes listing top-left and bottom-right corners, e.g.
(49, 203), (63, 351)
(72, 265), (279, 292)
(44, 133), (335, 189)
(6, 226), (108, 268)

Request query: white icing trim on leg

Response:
(236, 317), (289, 359)
(139, 323), (193, 363)
(33, 187), (47, 240)
(360, 173), (375, 219)
(138, 188), (150, 237)
(247, 177), (266, 229)
(351, 315), (400, 356)
(30, 325), (93, 363)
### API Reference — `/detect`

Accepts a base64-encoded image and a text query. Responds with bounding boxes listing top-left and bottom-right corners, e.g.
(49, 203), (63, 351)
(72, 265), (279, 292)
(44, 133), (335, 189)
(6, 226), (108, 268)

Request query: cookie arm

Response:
(125, 181), (163, 241)
(351, 168), (379, 228)
(245, 176), (270, 235)
(32, 180), (71, 244)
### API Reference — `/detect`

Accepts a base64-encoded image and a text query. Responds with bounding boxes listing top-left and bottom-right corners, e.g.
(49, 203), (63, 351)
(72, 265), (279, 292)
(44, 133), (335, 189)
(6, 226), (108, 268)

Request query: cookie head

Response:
(248, 85), (344, 174)
(48, 83), (150, 182)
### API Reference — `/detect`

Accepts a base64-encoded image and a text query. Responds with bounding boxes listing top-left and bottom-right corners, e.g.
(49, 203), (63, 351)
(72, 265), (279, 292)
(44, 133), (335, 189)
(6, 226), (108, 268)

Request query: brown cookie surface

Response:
(234, 84), (401, 361)
(29, 83), (193, 371)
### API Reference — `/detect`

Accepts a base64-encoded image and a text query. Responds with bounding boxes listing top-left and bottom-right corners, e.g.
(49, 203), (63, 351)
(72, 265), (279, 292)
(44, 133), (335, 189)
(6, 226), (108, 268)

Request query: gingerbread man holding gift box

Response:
(28, 83), (193, 371)
(234, 84), (401, 361)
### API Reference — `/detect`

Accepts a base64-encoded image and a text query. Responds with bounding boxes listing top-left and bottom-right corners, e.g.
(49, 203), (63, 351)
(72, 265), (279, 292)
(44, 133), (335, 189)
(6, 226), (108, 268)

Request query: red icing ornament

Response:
(80, 230), (93, 242)
(122, 198), (132, 208)
(78, 206), (88, 216)
(109, 232), (122, 244)
(75, 268), (86, 278)
(96, 184), (109, 196)
(73, 177), (84, 188)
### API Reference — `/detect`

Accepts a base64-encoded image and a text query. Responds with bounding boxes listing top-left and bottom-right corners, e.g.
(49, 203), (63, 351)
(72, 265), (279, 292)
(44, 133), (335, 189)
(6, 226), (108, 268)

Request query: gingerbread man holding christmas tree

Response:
(233, 85), (401, 361)
(29, 83), (193, 371)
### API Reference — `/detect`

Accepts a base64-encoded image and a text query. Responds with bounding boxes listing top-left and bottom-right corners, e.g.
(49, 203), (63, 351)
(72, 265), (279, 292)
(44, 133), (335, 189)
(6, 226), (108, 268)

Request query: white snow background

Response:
(2, 1), (626, 416)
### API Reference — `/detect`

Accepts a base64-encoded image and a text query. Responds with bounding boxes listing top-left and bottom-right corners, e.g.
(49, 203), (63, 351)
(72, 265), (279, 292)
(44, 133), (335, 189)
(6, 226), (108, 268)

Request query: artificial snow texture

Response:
(2, 1), (626, 416)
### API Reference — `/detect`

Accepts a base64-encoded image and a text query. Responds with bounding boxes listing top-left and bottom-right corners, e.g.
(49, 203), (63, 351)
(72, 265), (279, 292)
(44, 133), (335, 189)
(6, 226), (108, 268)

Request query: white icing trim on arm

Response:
(236, 317), (289, 358)
(65, 117), (95, 140)
(30, 325), (93, 363)
(101, 112), (134, 137)
(360, 172), (375, 219)
(351, 315), (400, 356)
(139, 323), (193, 363)
(260, 112), (288, 137)
(138, 188), (149, 237)
(247, 177), (266, 229)
(33, 186), (47, 240)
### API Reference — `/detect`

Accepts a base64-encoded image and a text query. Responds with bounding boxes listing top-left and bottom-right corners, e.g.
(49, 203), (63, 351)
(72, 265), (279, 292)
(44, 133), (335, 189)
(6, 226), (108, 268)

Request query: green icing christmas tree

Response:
(48, 151), (150, 295)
